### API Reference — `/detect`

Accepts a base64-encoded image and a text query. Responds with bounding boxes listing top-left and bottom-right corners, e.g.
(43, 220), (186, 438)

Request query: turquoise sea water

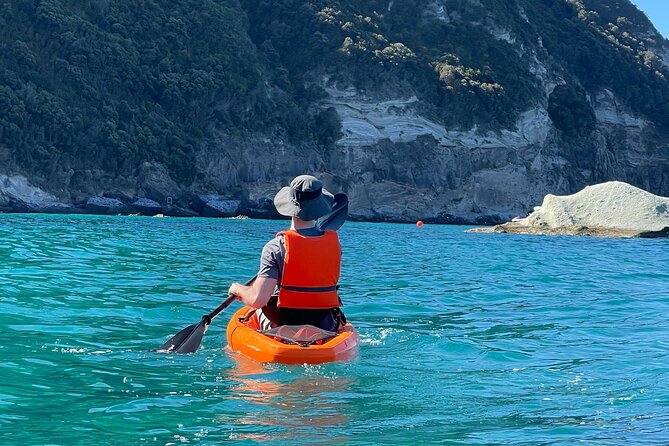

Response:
(1, 214), (668, 445)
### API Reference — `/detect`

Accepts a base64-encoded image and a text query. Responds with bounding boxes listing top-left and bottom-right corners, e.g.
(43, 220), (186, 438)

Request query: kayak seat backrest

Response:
(260, 325), (337, 345)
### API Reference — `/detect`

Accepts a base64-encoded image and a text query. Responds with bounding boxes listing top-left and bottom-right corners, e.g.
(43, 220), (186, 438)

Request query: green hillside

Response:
(1, 0), (668, 189)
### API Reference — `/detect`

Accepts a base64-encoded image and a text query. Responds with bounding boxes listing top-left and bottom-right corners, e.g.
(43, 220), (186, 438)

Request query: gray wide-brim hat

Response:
(274, 175), (334, 220)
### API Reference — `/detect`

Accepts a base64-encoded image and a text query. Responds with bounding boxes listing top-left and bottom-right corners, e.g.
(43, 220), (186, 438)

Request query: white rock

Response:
(425, 1), (449, 22)
(526, 181), (669, 231)
(489, 27), (515, 44)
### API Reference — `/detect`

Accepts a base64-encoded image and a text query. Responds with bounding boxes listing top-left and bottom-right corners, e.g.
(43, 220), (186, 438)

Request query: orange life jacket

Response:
(277, 229), (341, 309)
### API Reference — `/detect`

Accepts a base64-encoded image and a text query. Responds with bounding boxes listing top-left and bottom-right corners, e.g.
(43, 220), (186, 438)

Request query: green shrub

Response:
(548, 85), (596, 136)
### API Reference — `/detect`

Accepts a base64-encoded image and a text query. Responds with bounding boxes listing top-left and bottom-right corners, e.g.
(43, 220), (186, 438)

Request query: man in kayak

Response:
(228, 175), (343, 331)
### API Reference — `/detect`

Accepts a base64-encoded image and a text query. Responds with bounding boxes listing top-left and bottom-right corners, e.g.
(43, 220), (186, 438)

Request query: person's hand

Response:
(228, 283), (242, 300)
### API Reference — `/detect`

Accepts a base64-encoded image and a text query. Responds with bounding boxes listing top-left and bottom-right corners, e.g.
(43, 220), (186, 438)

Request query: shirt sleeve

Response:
(257, 237), (282, 280)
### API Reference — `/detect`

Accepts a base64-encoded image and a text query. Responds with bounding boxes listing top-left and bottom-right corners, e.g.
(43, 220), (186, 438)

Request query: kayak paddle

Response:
(157, 193), (349, 353)
(317, 193), (348, 231)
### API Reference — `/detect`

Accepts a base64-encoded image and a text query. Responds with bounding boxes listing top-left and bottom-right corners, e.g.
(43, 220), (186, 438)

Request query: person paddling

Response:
(228, 175), (345, 331)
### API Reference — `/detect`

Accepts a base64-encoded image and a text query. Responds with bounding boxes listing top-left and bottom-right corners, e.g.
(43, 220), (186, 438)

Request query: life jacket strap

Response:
(279, 284), (338, 292)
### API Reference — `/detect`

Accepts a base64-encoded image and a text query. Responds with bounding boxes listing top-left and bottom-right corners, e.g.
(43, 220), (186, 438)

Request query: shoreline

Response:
(0, 208), (502, 226)
(467, 221), (669, 238)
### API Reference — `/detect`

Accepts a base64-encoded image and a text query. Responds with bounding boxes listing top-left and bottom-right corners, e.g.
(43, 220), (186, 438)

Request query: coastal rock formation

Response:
(0, 1), (668, 222)
(137, 162), (183, 205)
(85, 196), (126, 215)
(0, 175), (75, 213)
(131, 198), (162, 216)
(470, 181), (669, 238)
(191, 195), (241, 218)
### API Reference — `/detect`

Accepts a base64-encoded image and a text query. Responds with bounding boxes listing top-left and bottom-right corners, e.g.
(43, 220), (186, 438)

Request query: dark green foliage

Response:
(1, 0), (668, 187)
(548, 85), (596, 136)
(0, 0), (269, 182)
(312, 107), (341, 150)
(241, 0), (541, 130)
(521, 0), (669, 130)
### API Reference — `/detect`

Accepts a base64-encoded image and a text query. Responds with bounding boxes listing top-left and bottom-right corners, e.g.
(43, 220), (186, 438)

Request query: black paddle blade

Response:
(156, 320), (207, 354)
(317, 193), (348, 231)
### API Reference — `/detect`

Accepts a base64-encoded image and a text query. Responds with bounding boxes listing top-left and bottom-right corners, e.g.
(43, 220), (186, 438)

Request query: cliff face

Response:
(1, 0), (669, 222)
(311, 84), (668, 223)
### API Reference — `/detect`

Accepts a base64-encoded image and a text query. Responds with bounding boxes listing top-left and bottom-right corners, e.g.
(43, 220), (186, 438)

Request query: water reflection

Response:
(222, 354), (355, 443)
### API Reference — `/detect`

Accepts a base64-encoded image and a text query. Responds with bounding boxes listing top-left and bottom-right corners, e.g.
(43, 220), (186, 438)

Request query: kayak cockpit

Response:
(226, 306), (359, 364)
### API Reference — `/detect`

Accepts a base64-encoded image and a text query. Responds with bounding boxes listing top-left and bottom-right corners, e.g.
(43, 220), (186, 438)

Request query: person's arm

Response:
(228, 236), (282, 308)
(228, 277), (277, 308)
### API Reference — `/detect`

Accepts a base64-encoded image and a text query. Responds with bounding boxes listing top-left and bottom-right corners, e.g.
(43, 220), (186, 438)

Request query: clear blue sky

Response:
(630, 0), (669, 38)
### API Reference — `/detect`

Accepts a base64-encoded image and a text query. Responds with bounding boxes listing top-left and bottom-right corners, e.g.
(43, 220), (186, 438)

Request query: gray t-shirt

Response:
(257, 226), (326, 282)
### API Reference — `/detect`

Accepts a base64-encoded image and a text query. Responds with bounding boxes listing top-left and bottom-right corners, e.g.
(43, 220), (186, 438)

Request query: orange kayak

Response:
(226, 306), (359, 364)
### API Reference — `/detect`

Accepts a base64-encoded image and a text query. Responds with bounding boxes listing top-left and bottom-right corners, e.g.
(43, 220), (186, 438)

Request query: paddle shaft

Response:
(205, 276), (256, 324)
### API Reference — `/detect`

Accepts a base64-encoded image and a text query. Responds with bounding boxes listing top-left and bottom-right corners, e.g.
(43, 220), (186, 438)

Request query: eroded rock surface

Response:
(469, 181), (669, 238)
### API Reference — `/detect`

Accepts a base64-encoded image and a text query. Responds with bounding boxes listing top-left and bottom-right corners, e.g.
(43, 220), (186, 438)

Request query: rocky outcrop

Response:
(593, 89), (647, 128)
(137, 162), (183, 204)
(0, 175), (77, 213)
(318, 82), (559, 223)
(131, 198), (162, 216)
(85, 196), (127, 214)
(469, 181), (669, 238)
(322, 85), (551, 149)
(191, 195), (241, 218)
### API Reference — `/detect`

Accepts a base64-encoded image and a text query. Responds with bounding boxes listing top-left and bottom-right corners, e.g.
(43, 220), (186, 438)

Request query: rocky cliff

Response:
(1, 0), (668, 222)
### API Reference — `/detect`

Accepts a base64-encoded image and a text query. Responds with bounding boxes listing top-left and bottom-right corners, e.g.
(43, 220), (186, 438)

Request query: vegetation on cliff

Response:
(0, 0), (668, 190)
(529, 0), (669, 131)
(0, 0), (321, 184)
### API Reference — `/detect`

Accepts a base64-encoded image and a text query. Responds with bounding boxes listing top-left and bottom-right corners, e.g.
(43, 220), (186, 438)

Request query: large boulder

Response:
(191, 195), (241, 217)
(131, 197), (163, 216)
(163, 205), (198, 217)
(526, 181), (669, 231)
(470, 181), (669, 238)
(85, 196), (127, 214)
(242, 197), (283, 219)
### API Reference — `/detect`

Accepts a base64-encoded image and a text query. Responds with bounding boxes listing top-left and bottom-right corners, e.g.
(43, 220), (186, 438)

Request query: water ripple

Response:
(0, 215), (667, 444)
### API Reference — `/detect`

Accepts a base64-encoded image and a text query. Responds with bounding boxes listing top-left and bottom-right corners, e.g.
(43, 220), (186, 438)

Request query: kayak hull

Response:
(226, 306), (359, 364)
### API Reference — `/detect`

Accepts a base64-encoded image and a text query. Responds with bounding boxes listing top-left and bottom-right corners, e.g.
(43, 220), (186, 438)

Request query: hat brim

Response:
(274, 186), (335, 220)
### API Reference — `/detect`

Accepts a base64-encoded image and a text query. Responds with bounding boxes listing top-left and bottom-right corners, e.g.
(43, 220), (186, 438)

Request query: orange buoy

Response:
(416, 220), (424, 227)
